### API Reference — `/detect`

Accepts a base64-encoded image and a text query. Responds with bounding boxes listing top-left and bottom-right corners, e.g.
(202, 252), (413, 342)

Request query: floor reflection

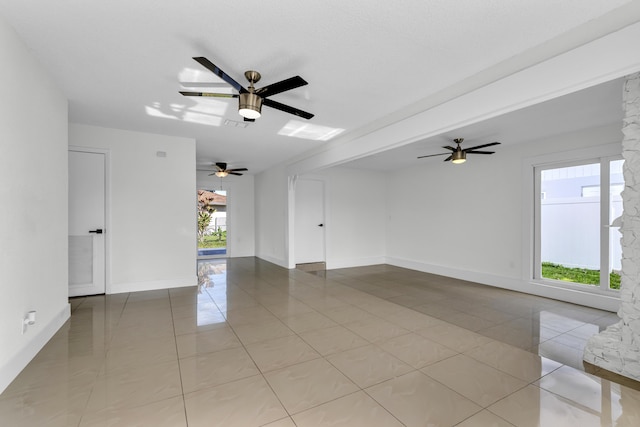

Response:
(2, 258), (638, 427)
(197, 258), (227, 290)
(326, 265), (619, 373)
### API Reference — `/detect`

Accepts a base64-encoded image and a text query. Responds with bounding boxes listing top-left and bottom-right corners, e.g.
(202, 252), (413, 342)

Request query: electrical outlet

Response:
(21, 311), (36, 334)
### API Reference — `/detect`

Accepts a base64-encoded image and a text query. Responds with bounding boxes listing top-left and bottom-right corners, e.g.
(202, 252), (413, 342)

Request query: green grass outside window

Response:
(541, 262), (620, 290)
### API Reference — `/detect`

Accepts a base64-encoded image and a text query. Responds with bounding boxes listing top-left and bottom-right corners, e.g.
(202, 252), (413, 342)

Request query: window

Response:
(534, 157), (623, 291)
(581, 183), (624, 198)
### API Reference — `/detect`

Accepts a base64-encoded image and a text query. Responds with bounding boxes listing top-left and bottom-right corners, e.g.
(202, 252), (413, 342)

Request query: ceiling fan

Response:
(179, 57), (314, 122)
(199, 162), (248, 177)
(417, 138), (501, 164)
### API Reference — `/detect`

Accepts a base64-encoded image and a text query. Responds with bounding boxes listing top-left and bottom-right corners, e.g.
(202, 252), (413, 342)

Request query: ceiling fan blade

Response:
(263, 98), (314, 120)
(179, 91), (238, 98)
(442, 146), (457, 151)
(466, 150), (495, 155)
(228, 172), (244, 176)
(227, 168), (248, 172)
(417, 153), (449, 159)
(463, 142), (500, 152)
(444, 155), (453, 162)
(256, 76), (308, 98)
(215, 162), (227, 171)
(192, 57), (247, 93)
(180, 82), (231, 89)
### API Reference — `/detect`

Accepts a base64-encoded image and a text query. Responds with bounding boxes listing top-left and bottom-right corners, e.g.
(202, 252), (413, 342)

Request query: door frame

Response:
(288, 175), (328, 269)
(197, 187), (230, 260)
(69, 146), (111, 295)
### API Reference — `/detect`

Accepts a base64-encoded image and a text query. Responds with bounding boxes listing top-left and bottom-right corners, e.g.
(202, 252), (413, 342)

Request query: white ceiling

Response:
(0, 0), (633, 174)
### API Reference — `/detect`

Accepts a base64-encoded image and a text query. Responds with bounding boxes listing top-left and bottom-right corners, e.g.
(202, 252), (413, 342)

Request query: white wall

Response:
(197, 172), (255, 257)
(69, 124), (197, 293)
(386, 124), (623, 310)
(255, 165), (387, 270)
(0, 17), (70, 393)
(301, 167), (387, 269)
(387, 142), (524, 278)
(254, 165), (289, 267)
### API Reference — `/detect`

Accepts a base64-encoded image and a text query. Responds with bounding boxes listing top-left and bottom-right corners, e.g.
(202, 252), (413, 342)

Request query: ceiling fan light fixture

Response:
(181, 58), (313, 120)
(238, 92), (262, 119)
(215, 170), (229, 177)
(417, 138), (500, 163)
(451, 151), (466, 164)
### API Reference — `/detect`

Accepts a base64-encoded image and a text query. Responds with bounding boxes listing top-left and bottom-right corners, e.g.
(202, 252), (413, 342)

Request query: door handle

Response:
(318, 224), (324, 227)
(89, 229), (103, 234)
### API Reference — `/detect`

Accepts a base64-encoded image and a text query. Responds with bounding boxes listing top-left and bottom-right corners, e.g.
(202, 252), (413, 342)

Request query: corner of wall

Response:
(256, 254), (291, 270)
(0, 303), (70, 394)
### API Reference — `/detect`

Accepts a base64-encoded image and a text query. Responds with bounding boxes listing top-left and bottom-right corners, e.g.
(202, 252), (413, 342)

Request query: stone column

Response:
(584, 72), (640, 381)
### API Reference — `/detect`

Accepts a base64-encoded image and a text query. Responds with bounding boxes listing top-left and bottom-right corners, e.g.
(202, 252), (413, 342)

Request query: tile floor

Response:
(324, 266), (622, 372)
(1, 257), (639, 426)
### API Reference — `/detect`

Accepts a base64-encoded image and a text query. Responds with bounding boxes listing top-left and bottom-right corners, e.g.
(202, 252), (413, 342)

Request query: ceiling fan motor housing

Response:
(239, 92), (263, 118)
(452, 150), (466, 163)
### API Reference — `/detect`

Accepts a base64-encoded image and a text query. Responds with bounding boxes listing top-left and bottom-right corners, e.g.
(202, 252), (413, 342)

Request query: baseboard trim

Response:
(256, 254), (289, 269)
(109, 276), (196, 294)
(0, 303), (70, 394)
(386, 256), (620, 312)
(327, 256), (387, 270)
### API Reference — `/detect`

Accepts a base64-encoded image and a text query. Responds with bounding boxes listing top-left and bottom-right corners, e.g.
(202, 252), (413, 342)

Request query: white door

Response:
(295, 179), (325, 264)
(68, 150), (106, 296)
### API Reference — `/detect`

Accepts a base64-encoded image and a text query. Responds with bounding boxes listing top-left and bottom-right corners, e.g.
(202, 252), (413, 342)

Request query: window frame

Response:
(523, 143), (622, 296)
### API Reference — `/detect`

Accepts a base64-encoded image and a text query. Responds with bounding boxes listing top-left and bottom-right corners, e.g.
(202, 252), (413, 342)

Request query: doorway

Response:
(294, 179), (326, 266)
(68, 149), (107, 296)
(197, 189), (227, 258)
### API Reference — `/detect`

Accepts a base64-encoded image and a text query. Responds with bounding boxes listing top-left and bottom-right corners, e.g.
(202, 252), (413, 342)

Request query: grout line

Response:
(167, 292), (190, 426)
(49, 259), (625, 426)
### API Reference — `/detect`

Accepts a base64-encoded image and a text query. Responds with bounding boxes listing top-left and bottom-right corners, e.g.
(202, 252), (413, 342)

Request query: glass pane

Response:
(197, 189), (227, 257)
(609, 159), (624, 290)
(540, 163), (601, 286)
